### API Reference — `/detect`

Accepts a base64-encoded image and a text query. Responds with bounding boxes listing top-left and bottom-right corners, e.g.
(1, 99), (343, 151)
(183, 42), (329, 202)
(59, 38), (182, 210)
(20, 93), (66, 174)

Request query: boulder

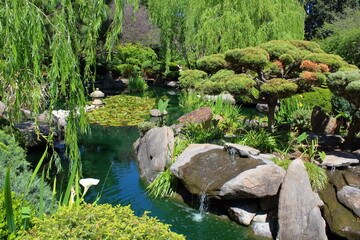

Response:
(337, 185), (360, 218)
(224, 143), (260, 158)
(321, 151), (359, 168)
(278, 159), (327, 240)
(172, 107), (212, 132)
(343, 167), (360, 188)
(251, 222), (273, 239)
(203, 94), (236, 105)
(311, 106), (339, 134)
(14, 122), (57, 148)
(133, 126), (174, 183)
(150, 109), (167, 117)
(0, 101), (6, 117)
(226, 200), (257, 226)
(256, 103), (279, 114)
(170, 144), (267, 196)
(166, 81), (178, 88)
(320, 182), (360, 240)
(219, 164), (285, 199)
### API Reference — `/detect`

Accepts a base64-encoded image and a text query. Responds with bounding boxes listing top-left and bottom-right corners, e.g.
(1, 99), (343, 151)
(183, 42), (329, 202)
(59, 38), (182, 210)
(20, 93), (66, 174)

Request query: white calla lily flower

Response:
(79, 178), (100, 196)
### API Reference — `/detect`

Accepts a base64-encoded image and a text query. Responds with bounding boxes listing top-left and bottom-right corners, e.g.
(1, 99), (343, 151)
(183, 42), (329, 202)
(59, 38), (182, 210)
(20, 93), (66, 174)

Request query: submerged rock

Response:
(226, 200), (257, 226)
(278, 159), (327, 240)
(320, 182), (360, 240)
(133, 126), (174, 183)
(337, 185), (360, 218)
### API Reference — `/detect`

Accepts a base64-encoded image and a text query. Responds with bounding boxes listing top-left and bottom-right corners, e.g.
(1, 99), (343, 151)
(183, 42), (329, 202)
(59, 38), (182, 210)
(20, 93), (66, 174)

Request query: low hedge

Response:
(22, 204), (185, 239)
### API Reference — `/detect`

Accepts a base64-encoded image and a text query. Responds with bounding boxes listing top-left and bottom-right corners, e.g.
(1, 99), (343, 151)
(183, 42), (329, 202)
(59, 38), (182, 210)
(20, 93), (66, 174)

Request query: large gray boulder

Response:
(278, 159), (327, 240)
(337, 185), (360, 218)
(219, 164), (285, 199)
(171, 144), (285, 199)
(133, 126), (174, 183)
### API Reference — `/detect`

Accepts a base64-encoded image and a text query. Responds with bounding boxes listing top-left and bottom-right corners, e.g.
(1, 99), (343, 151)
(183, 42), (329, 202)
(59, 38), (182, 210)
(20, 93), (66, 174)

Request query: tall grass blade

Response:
(38, 169), (45, 219)
(62, 158), (78, 206)
(50, 177), (57, 214)
(4, 166), (16, 233)
(28, 145), (48, 191)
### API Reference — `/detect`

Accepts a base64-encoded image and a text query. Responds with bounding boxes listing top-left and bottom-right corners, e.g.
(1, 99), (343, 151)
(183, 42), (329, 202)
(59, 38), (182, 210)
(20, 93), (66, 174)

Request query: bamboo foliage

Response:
(148, 0), (305, 62)
(0, 0), (136, 165)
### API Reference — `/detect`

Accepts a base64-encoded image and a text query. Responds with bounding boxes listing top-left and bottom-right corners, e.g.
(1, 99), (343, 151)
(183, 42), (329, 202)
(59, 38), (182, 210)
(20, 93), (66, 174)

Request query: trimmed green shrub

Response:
(178, 69), (208, 89)
(209, 69), (235, 82)
(259, 40), (298, 59)
(22, 204), (185, 239)
(196, 81), (225, 95)
(289, 40), (324, 53)
(115, 64), (141, 78)
(196, 54), (227, 74)
(298, 88), (333, 114)
(114, 43), (157, 64)
(260, 78), (298, 99)
(225, 47), (269, 71)
(0, 130), (53, 213)
(303, 53), (348, 71)
(224, 75), (256, 96)
(328, 70), (360, 106)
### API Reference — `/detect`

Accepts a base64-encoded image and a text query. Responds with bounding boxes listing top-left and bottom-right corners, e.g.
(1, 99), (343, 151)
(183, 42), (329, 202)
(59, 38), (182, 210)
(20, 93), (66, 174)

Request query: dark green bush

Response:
(224, 74), (256, 96)
(128, 76), (148, 93)
(114, 43), (157, 64)
(116, 64), (141, 78)
(328, 70), (360, 106)
(196, 54), (227, 74)
(259, 40), (298, 59)
(178, 69), (208, 89)
(0, 130), (53, 213)
(298, 87), (333, 114)
(22, 204), (185, 239)
(196, 81), (225, 95)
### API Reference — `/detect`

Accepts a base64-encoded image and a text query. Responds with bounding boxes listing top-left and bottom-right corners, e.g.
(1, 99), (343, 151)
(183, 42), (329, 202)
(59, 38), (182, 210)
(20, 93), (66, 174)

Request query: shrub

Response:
(260, 78), (298, 99)
(0, 130), (53, 213)
(196, 54), (227, 74)
(299, 71), (326, 86)
(279, 54), (295, 66)
(196, 81), (225, 95)
(114, 43), (157, 64)
(237, 129), (278, 153)
(328, 70), (360, 106)
(209, 69), (235, 82)
(128, 76), (148, 93)
(300, 87), (333, 114)
(116, 64), (141, 78)
(178, 69), (208, 89)
(289, 40), (324, 53)
(22, 204), (185, 239)
(303, 53), (348, 71)
(225, 47), (269, 71)
(259, 40), (298, 59)
(224, 75), (256, 96)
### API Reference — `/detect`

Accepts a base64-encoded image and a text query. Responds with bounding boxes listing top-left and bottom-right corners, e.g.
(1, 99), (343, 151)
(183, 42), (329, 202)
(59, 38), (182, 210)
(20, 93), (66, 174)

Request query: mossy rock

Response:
(87, 95), (155, 126)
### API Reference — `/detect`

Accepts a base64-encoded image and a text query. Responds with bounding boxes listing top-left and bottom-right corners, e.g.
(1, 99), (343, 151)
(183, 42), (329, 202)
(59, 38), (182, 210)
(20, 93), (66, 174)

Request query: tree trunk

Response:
(267, 100), (277, 132)
(345, 116), (360, 149)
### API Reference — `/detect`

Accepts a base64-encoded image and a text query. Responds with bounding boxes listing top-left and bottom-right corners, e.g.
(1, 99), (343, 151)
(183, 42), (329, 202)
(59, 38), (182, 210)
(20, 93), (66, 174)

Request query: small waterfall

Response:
(330, 166), (336, 175)
(192, 194), (208, 222)
(227, 147), (237, 163)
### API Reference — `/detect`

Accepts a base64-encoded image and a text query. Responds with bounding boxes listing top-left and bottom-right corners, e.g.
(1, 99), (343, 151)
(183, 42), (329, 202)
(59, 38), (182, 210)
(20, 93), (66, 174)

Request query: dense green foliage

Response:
(320, 10), (360, 67)
(0, 130), (53, 213)
(178, 70), (208, 89)
(301, 0), (360, 39)
(148, 0), (305, 64)
(128, 76), (148, 93)
(22, 204), (185, 239)
(0, 192), (31, 239)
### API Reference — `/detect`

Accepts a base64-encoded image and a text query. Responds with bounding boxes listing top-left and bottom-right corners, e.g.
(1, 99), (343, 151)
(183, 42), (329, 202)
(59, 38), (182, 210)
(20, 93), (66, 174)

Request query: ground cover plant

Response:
(87, 95), (155, 126)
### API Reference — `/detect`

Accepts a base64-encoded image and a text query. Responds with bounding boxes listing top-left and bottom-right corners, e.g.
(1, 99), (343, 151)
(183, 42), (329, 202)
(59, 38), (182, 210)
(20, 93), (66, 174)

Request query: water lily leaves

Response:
(87, 95), (155, 126)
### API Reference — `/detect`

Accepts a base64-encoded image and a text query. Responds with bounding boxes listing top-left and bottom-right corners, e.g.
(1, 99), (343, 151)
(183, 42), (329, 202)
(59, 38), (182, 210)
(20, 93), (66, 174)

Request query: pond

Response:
(79, 124), (264, 240)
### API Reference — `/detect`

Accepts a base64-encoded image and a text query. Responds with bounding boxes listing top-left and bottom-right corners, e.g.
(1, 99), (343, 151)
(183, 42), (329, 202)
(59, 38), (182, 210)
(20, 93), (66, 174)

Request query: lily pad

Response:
(87, 95), (155, 126)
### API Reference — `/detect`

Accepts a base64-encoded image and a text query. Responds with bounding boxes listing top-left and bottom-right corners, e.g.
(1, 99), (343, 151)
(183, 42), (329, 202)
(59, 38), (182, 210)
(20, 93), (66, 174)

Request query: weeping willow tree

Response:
(148, 0), (305, 65)
(0, 0), (137, 165)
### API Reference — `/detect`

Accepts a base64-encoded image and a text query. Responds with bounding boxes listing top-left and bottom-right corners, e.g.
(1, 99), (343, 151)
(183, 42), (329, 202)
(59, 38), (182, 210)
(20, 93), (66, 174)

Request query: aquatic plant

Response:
(87, 95), (155, 126)
(128, 76), (148, 93)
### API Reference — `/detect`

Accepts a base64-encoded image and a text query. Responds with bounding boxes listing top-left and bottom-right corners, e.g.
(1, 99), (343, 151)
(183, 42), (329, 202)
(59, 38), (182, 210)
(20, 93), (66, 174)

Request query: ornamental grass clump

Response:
(22, 204), (185, 239)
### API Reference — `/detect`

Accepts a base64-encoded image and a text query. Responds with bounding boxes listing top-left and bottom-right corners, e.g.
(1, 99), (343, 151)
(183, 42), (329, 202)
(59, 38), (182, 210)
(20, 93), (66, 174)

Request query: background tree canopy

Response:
(147, 0), (305, 66)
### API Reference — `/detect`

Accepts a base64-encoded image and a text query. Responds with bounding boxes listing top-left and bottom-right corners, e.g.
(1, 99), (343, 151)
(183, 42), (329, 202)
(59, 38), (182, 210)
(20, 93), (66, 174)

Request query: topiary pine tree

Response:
(180, 40), (357, 130)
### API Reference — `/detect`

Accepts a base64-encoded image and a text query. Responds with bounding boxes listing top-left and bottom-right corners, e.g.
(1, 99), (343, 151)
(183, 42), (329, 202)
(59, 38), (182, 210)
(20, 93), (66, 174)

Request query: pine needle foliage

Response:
(0, 0), (137, 165)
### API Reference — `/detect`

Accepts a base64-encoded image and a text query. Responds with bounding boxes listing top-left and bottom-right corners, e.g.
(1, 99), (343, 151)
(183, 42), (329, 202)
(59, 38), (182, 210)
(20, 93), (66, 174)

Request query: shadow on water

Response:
(79, 124), (264, 240)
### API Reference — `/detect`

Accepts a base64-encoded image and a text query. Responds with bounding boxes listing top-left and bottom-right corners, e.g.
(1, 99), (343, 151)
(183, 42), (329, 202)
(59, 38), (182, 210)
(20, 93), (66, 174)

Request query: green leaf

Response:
(4, 166), (16, 233)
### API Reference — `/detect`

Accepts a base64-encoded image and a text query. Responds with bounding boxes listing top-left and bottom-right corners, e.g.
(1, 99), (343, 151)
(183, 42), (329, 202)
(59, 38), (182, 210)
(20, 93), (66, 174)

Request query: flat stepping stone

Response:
(321, 151), (359, 168)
